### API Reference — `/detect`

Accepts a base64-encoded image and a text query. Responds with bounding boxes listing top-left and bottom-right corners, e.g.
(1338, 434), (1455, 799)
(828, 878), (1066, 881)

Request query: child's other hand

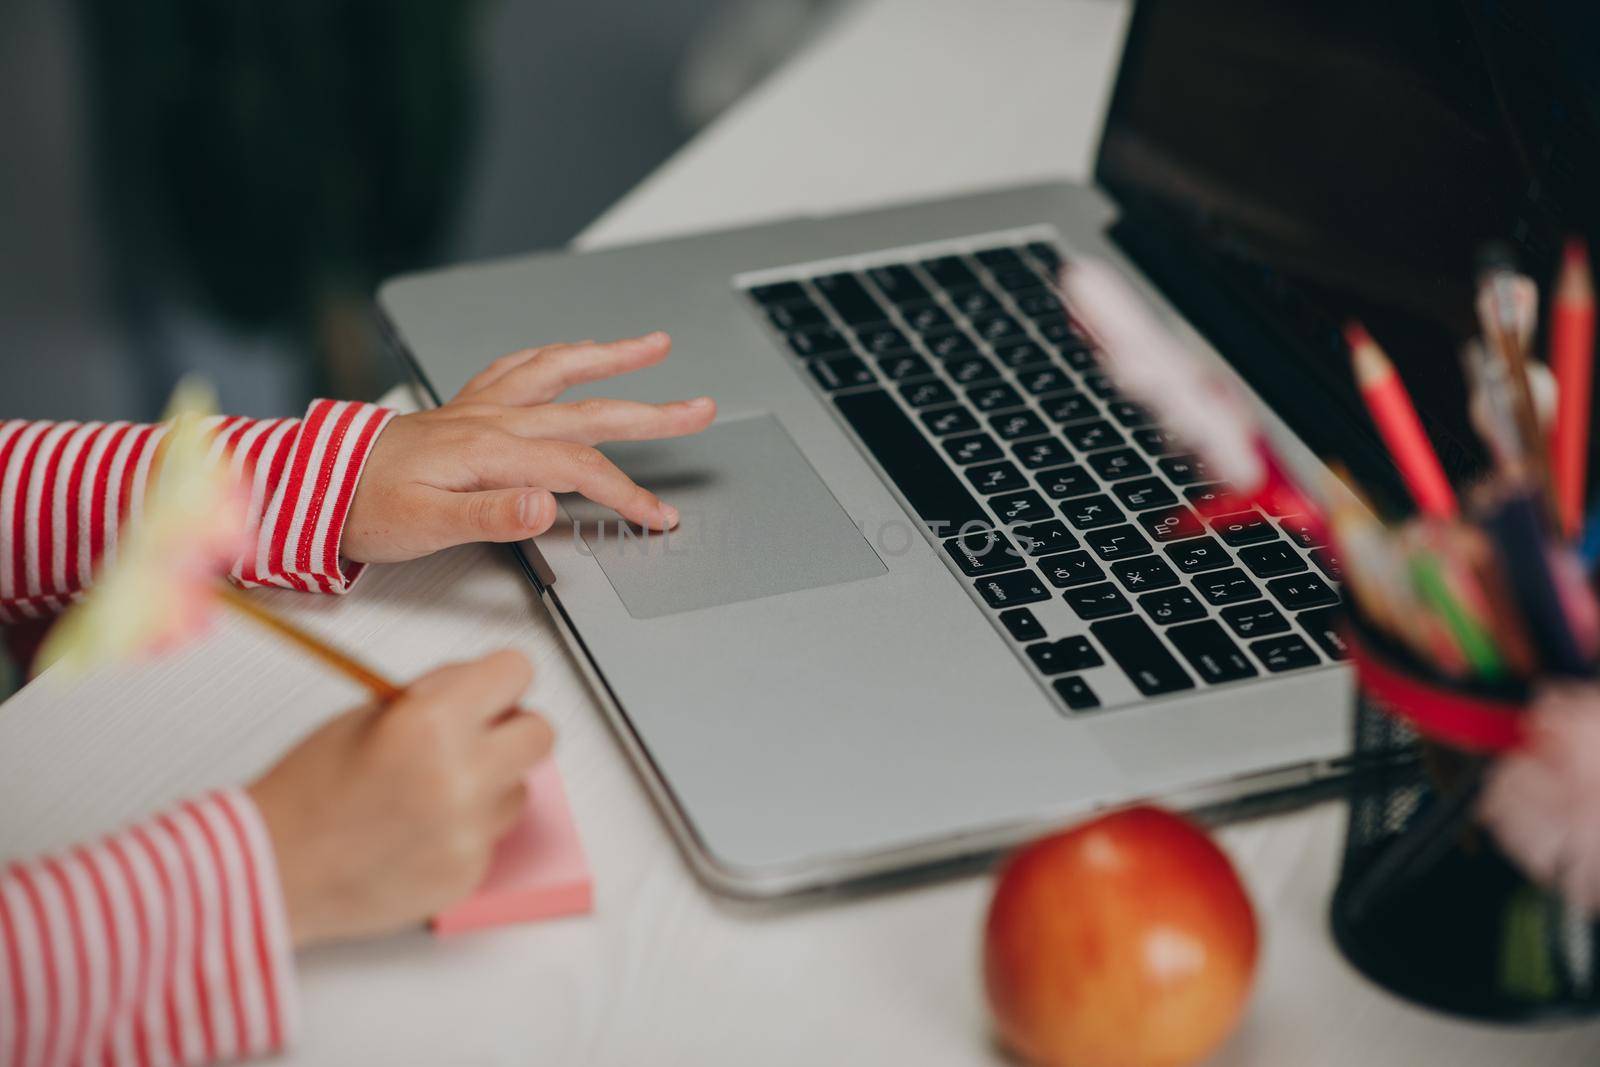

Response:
(247, 650), (552, 947)
(343, 331), (716, 563)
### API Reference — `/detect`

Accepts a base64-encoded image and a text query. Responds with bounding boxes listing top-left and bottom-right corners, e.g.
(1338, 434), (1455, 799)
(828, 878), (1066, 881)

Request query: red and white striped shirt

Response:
(1, 399), (394, 1067)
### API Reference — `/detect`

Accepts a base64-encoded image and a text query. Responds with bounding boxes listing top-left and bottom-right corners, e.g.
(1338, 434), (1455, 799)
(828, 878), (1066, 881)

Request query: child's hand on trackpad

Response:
(343, 331), (715, 564)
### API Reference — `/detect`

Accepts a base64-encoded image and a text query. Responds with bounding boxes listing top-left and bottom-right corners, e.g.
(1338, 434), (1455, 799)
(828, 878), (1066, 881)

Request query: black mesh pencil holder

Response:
(1329, 616), (1600, 1023)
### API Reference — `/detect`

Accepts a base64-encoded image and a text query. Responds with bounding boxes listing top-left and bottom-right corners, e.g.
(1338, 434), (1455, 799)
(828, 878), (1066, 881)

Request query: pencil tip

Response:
(1560, 236), (1593, 298)
(1343, 320), (1372, 353)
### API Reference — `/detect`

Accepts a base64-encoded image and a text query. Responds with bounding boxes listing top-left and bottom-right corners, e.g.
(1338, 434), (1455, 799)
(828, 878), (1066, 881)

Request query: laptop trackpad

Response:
(562, 414), (886, 619)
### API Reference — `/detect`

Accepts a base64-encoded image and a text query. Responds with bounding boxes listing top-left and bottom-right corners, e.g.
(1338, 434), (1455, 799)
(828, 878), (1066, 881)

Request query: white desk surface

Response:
(5, 1), (1599, 1063)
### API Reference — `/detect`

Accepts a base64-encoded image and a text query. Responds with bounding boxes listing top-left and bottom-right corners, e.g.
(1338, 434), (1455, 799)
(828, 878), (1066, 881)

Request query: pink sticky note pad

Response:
(432, 759), (592, 936)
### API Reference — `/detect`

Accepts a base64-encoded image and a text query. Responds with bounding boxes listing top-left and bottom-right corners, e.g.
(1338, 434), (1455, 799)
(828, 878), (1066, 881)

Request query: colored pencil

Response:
(1551, 238), (1596, 538)
(1347, 322), (1459, 518)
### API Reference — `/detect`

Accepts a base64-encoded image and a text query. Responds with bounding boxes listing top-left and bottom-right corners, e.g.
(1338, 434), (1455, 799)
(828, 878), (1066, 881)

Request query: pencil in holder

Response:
(1329, 615), (1600, 1023)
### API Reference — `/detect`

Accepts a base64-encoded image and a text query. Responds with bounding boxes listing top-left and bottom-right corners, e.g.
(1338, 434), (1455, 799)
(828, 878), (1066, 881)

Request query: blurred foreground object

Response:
(1481, 685), (1600, 913)
(984, 807), (1257, 1067)
(37, 379), (249, 674)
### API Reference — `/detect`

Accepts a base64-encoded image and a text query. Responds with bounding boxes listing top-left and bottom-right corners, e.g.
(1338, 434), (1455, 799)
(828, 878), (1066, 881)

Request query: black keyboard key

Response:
(1027, 636), (1104, 675)
(1159, 454), (1210, 485)
(767, 301), (830, 332)
(876, 351), (934, 382)
(1041, 393), (1097, 424)
(947, 286), (1001, 317)
(1192, 567), (1261, 606)
(867, 265), (930, 305)
(991, 490), (1053, 524)
(999, 607), (1046, 642)
(1057, 343), (1099, 372)
(1106, 400), (1152, 427)
(1037, 550), (1104, 588)
(900, 379), (957, 409)
(990, 410), (1049, 442)
(943, 432), (1003, 465)
(750, 280), (808, 306)
(1110, 555), (1180, 592)
(1268, 574), (1340, 611)
(1053, 676), (1100, 711)
(1065, 582), (1133, 621)
(1036, 316), (1079, 346)
(967, 383), (1026, 413)
(1062, 493), (1121, 529)
(1062, 419), (1123, 453)
(1014, 437), (1074, 470)
(1018, 366), (1072, 395)
(1259, 485), (1300, 516)
(923, 329), (980, 361)
(974, 569), (1051, 609)
(970, 313), (1028, 344)
(1184, 483), (1244, 514)
(787, 326), (850, 358)
(899, 302), (955, 334)
(1015, 520), (1077, 556)
(947, 354), (1003, 386)
(1131, 427), (1180, 456)
(1168, 621), (1258, 684)
(1310, 546), (1343, 581)
(922, 255), (980, 289)
(1026, 241), (1062, 269)
(1164, 536), (1232, 574)
(992, 267), (1042, 293)
(1297, 606), (1350, 659)
(1220, 601), (1290, 638)
(815, 272), (887, 325)
(833, 389), (987, 530)
(1012, 288), (1062, 318)
(996, 341), (1051, 370)
(1138, 588), (1207, 625)
(1087, 448), (1150, 482)
(1091, 616), (1195, 695)
(1212, 511), (1277, 546)
(856, 324), (912, 355)
(810, 354), (876, 391)
(967, 461), (1028, 495)
(943, 530), (1024, 576)
(1252, 635), (1320, 673)
(1237, 542), (1307, 578)
(1280, 514), (1325, 548)
(1112, 477), (1178, 512)
(1084, 524), (1152, 561)
(920, 405), (978, 436)
(1138, 505), (1205, 543)
(975, 246), (1026, 270)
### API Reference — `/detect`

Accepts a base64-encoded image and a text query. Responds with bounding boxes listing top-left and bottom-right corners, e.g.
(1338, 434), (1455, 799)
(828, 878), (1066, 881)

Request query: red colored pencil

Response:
(1550, 238), (1595, 539)
(1347, 322), (1459, 518)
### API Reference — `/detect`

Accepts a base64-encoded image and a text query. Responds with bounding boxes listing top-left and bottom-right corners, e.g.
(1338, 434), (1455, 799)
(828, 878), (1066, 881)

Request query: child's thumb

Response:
(445, 488), (557, 547)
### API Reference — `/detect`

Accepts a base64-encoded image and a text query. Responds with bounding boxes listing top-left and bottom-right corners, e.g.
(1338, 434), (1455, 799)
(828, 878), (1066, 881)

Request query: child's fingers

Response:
(501, 396), (716, 446)
(455, 345), (560, 399)
(471, 439), (679, 531)
(422, 485), (559, 548)
(399, 650), (536, 728)
(490, 779), (531, 837)
(467, 333), (673, 408)
(483, 710), (555, 781)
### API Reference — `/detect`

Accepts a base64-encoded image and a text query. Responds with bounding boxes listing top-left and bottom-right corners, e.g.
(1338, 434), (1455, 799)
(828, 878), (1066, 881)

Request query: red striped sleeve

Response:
(0, 401), (394, 622)
(0, 791), (298, 1067)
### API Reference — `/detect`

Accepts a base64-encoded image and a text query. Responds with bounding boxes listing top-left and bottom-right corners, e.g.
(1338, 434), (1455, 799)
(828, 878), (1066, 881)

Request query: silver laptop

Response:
(378, 1), (1555, 896)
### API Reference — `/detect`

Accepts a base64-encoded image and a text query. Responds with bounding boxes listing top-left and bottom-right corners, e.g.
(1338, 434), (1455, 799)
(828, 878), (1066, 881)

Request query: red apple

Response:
(984, 806), (1258, 1067)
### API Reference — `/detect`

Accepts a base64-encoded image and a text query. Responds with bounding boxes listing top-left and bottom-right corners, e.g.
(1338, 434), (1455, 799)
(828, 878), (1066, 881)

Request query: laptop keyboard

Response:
(739, 232), (1345, 715)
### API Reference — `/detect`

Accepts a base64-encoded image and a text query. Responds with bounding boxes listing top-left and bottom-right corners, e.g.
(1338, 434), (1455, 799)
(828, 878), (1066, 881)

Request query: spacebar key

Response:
(1090, 616), (1196, 696)
(835, 389), (989, 532)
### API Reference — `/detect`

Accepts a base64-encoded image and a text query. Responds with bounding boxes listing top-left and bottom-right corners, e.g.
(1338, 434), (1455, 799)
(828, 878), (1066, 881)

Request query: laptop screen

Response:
(1095, 0), (1600, 495)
